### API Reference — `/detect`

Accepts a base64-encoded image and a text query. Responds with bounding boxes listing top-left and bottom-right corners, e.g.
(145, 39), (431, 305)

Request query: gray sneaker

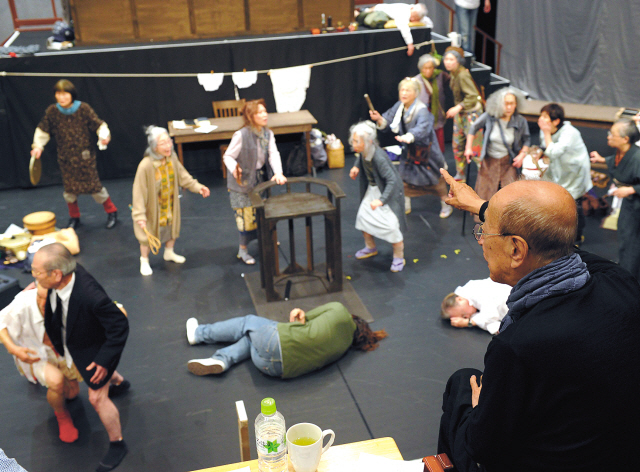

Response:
(188, 358), (226, 375)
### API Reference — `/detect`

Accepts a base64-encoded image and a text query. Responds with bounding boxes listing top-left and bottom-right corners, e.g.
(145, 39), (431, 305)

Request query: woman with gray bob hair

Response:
(464, 86), (530, 203)
(485, 87), (526, 119)
(349, 121), (407, 272)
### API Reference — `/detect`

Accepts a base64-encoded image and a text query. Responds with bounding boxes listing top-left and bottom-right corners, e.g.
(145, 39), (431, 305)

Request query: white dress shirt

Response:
(49, 272), (76, 368)
(455, 278), (511, 334)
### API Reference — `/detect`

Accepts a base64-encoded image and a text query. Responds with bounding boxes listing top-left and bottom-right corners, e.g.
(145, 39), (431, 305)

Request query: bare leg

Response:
(88, 383), (123, 441)
(109, 371), (124, 385)
(63, 378), (79, 400)
(363, 232), (376, 248)
(45, 363), (78, 443)
(392, 241), (404, 259)
(140, 245), (150, 258)
(44, 363), (66, 413)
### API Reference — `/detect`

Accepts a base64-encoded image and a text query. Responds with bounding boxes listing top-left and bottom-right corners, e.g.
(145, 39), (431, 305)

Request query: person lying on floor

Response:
(185, 302), (387, 379)
(440, 277), (511, 334)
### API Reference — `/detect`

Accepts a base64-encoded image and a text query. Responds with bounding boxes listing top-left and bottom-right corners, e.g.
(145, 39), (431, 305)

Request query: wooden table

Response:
(168, 110), (318, 175)
(190, 437), (404, 472)
(519, 99), (622, 130)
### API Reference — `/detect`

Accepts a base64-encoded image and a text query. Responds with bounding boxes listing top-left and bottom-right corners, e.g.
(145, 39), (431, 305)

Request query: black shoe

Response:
(67, 217), (80, 229)
(96, 440), (128, 472)
(108, 379), (130, 398)
(106, 212), (117, 229)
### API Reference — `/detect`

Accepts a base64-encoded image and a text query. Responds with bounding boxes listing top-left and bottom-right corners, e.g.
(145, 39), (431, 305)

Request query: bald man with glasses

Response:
(435, 169), (640, 472)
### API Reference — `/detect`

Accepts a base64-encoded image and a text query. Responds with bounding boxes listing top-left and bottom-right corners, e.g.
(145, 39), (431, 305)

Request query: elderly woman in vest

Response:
(223, 99), (287, 265)
(443, 46), (484, 181)
(349, 122), (407, 272)
(413, 54), (449, 155)
(369, 77), (452, 218)
(464, 87), (530, 202)
(132, 126), (210, 276)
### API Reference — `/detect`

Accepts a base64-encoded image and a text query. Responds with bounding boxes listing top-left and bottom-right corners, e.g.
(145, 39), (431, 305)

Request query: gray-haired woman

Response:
(414, 54), (449, 154)
(369, 77), (451, 218)
(349, 122), (407, 272)
(464, 86), (530, 202)
(132, 126), (210, 276)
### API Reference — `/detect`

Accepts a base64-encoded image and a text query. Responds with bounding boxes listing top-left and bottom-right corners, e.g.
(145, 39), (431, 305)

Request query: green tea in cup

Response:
(292, 436), (316, 446)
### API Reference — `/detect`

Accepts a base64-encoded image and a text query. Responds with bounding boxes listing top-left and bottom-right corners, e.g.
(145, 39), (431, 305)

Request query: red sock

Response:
(67, 202), (80, 218)
(55, 410), (78, 443)
(103, 197), (117, 214)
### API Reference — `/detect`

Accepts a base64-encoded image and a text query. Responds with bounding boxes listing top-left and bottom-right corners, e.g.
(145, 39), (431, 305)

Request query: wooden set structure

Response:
(69, 0), (354, 45)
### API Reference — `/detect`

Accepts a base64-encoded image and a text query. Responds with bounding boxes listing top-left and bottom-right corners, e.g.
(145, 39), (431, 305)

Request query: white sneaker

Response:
(186, 318), (199, 345)
(439, 203), (453, 219)
(140, 257), (153, 276)
(188, 358), (226, 376)
(164, 248), (186, 264)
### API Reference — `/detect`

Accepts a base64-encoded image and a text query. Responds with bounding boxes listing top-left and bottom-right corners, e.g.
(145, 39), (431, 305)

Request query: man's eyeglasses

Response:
(31, 268), (50, 277)
(472, 223), (512, 241)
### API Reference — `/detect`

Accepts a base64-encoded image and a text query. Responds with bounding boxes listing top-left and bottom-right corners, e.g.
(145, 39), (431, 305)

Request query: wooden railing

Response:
(434, 0), (455, 34)
(432, 0), (502, 75)
(7, 0), (62, 31)
(474, 25), (503, 75)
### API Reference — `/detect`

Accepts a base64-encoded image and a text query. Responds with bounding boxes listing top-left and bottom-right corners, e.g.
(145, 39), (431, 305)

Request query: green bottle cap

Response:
(261, 397), (277, 416)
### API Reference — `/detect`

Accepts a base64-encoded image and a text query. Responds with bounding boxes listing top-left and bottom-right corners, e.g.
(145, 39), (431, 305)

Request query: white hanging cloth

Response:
(197, 73), (225, 92)
(269, 66), (311, 113)
(232, 71), (258, 89)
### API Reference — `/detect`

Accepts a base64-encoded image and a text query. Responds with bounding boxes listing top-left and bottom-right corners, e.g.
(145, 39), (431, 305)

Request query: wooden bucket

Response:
(23, 211), (56, 235)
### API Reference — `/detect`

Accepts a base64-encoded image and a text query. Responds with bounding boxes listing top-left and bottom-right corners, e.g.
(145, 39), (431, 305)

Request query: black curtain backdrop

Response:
(0, 28), (433, 190)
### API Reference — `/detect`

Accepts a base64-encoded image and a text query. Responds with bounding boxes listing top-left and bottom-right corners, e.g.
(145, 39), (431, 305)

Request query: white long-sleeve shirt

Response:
(373, 4), (433, 46)
(455, 278), (511, 335)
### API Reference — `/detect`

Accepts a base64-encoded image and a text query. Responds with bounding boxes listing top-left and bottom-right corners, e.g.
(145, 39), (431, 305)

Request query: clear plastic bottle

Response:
(255, 398), (287, 472)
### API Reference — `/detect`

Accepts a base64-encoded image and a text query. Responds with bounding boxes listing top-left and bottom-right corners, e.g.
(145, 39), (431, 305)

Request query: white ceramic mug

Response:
(286, 423), (335, 472)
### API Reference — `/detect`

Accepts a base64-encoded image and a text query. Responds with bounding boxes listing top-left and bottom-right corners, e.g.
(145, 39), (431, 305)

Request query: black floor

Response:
(0, 148), (619, 472)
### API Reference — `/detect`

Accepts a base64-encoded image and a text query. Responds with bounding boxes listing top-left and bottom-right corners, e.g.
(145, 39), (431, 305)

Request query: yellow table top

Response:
(190, 437), (403, 472)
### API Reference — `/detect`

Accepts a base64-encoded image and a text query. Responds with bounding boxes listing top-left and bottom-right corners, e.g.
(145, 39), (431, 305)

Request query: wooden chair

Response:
(212, 99), (245, 179)
(236, 400), (250, 462)
(250, 177), (345, 302)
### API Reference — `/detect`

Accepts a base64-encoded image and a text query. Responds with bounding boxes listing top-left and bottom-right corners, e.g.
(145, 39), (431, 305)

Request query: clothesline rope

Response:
(0, 40), (433, 78)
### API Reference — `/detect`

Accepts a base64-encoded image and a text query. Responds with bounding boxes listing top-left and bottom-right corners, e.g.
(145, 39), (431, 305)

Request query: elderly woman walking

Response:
(443, 46), (484, 181)
(223, 99), (287, 265)
(349, 122), (407, 272)
(132, 126), (210, 276)
(369, 77), (452, 218)
(465, 87), (530, 202)
(413, 53), (449, 154)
